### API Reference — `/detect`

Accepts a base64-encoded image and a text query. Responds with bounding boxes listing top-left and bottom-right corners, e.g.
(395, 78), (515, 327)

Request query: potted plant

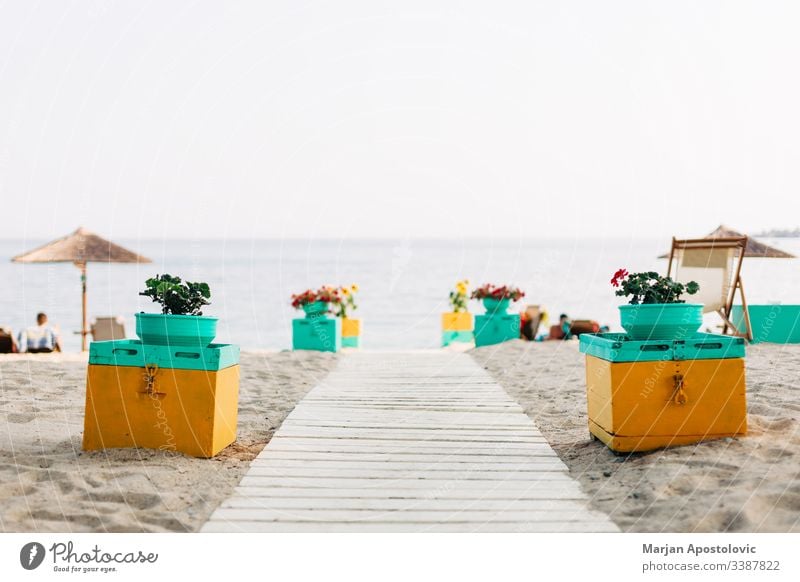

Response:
(442, 280), (473, 345)
(291, 286), (343, 352)
(291, 286), (342, 319)
(137, 274), (215, 346)
(335, 284), (361, 346)
(471, 284), (525, 315)
(611, 268), (701, 340)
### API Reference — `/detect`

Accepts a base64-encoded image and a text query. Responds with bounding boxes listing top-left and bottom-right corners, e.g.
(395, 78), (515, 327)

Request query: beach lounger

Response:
(569, 320), (600, 336)
(90, 316), (126, 341)
(521, 305), (543, 340)
(666, 236), (752, 341)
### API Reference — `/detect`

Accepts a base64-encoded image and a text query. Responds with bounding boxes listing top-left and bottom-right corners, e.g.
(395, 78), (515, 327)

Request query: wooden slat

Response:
(232, 486), (588, 500)
(245, 467), (573, 480)
(250, 459), (565, 470)
(237, 477), (582, 492)
(267, 437), (548, 449)
(264, 448), (551, 457)
(220, 497), (592, 511)
(202, 521), (620, 533)
(209, 508), (609, 523)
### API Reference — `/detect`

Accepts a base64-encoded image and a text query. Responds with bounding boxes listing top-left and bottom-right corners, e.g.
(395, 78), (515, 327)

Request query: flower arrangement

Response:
(448, 280), (470, 313)
(334, 284), (359, 318)
(611, 269), (699, 304)
(291, 286), (343, 310)
(470, 284), (525, 302)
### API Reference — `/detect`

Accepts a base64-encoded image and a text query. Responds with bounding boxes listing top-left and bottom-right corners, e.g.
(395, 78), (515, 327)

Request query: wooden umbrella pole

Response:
(79, 262), (88, 351)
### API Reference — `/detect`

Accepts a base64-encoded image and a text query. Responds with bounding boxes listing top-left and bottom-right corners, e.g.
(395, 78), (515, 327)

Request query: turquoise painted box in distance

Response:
(442, 330), (474, 346)
(88, 339), (240, 371)
(731, 304), (800, 344)
(579, 332), (745, 363)
(293, 318), (341, 352)
(342, 335), (361, 348)
(474, 314), (520, 347)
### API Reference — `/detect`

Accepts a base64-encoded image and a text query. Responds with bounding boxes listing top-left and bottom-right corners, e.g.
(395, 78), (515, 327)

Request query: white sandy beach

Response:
(470, 340), (800, 533)
(0, 351), (336, 532)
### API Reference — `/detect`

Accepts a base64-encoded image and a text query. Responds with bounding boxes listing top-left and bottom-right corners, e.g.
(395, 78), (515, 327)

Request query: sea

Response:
(1, 237), (798, 352)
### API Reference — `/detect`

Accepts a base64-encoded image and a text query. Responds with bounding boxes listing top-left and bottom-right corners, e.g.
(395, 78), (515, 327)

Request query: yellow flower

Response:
(341, 287), (350, 296)
(351, 284), (359, 292)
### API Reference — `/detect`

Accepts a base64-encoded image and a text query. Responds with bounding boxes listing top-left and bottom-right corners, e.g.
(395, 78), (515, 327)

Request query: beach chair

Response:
(666, 236), (752, 341)
(521, 305), (543, 340)
(569, 320), (600, 337)
(90, 317), (126, 341)
(547, 324), (566, 340)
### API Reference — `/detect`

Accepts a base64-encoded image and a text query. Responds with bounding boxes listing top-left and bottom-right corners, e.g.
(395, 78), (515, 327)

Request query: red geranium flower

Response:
(610, 268), (629, 287)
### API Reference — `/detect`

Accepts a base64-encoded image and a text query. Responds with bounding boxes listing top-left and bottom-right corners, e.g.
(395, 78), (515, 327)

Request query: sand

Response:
(0, 351), (337, 533)
(470, 340), (800, 533)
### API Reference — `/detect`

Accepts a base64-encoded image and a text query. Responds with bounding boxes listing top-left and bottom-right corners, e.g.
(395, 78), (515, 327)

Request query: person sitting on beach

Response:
(536, 313), (573, 341)
(557, 313), (572, 340)
(17, 313), (61, 353)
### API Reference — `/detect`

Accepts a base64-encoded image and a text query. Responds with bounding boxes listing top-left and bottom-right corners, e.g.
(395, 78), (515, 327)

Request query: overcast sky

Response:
(1, 1), (799, 240)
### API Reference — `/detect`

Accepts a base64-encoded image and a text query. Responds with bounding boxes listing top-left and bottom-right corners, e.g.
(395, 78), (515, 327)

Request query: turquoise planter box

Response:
(135, 313), (218, 347)
(342, 335), (361, 348)
(88, 339), (240, 371)
(442, 330), (474, 346)
(618, 303), (703, 341)
(474, 314), (520, 347)
(731, 304), (800, 344)
(293, 317), (341, 352)
(579, 332), (745, 363)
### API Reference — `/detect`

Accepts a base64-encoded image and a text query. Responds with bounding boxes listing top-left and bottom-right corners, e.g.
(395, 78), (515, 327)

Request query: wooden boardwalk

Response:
(202, 352), (618, 532)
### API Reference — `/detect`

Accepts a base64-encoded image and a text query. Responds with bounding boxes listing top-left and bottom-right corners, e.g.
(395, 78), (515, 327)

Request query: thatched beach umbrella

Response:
(11, 227), (151, 351)
(658, 225), (796, 258)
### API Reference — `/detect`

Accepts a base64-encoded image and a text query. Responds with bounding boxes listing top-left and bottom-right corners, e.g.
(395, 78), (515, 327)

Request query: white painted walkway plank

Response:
(219, 497), (596, 511)
(204, 521), (619, 533)
(202, 352), (618, 533)
(211, 508), (610, 524)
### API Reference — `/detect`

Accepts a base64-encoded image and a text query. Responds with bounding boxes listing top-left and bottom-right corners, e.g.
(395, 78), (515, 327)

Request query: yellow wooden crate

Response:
(442, 312), (473, 331)
(83, 364), (239, 458)
(341, 317), (362, 337)
(585, 355), (746, 453)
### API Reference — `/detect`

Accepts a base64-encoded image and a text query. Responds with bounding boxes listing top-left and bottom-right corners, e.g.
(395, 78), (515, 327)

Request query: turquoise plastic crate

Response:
(88, 339), (240, 371)
(731, 304), (800, 344)
(293, 318), (341, 352)
(579, 332), (746, 363)
(342, 335), (361, 348)
(442, 330), (474, 346)
(474, 314), (520, 347)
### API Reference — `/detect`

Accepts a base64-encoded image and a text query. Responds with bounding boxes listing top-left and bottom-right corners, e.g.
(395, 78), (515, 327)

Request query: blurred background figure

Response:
(0, 326), (16, 353)
(17, 313), (61, 353)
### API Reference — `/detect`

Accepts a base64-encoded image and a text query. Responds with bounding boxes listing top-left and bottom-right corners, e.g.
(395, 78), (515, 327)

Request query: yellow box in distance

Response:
(341, 318), (362, 337)
(442, 312), (473, 331)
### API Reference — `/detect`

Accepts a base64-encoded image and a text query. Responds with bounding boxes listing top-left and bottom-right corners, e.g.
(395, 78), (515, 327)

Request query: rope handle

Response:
(141, 363), (161, 395)
(673, 373), (688, 405)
